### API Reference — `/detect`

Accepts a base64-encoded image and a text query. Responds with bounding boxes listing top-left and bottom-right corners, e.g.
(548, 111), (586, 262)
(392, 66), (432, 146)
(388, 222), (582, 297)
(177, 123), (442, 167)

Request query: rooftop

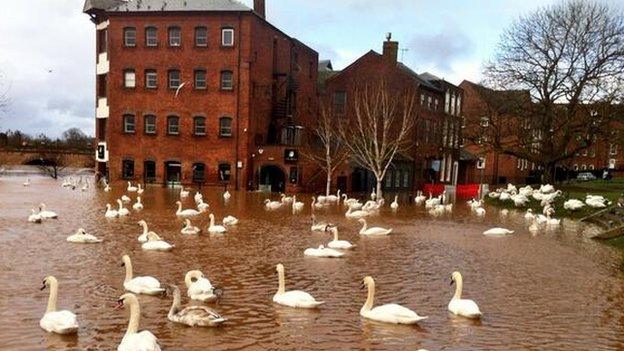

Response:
(84, 0), (252, 13)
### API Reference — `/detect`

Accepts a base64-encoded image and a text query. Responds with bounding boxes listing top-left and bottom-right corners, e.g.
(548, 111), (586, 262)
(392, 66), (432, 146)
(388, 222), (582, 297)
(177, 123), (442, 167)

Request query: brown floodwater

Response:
(2, 176), (624, 350)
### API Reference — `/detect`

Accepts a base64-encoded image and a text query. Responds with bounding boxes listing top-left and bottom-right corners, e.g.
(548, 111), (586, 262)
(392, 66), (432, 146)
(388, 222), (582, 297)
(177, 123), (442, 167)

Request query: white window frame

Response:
(124, 70), (136, 88)
(221, 28), (234, 47)
(476, 157), (486, 170)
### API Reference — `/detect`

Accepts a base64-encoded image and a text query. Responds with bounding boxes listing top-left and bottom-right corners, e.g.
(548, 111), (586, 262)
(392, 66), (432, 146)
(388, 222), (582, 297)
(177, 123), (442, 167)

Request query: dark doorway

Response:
(337, 176), (347, 192)
(165, 162), (182, 185)
(351, 168), (374, 193)
(260, 165), (285, 193)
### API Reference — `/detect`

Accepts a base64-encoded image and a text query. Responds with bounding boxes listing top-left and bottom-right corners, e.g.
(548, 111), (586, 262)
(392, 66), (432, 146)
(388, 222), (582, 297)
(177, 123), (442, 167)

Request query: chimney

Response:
(254, 0), (266, 19)
(382, 32), (398, 64)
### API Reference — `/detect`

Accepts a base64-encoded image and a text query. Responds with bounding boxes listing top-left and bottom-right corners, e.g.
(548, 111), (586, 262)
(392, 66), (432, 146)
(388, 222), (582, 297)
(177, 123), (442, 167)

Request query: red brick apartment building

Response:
(319, 36), (465, 194)
(84, 0), (318, 193)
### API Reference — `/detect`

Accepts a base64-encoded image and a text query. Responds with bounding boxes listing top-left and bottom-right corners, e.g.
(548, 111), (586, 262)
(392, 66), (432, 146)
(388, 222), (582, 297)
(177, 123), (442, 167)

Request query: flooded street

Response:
(2, 176), (624, 350)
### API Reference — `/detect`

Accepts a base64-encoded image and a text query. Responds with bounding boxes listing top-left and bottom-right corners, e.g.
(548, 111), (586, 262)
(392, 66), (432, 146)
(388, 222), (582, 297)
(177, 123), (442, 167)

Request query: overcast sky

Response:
(0, 0), (616, 137)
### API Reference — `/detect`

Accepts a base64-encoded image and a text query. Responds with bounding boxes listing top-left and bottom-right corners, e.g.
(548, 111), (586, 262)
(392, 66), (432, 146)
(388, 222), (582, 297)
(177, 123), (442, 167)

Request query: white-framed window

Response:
(123, 114), (135, 133)
(221, 28), (234, 46)
(573, 164), (578, 171)
(581, 164), (587, 170)
(144, 115), (156, 134)
(168, 70), (181, 89)
(167, 116), (180, 135)
(145, 69), (157, 89)
(168, 26), (181, 46)
(123, 27), (136, 47)
(476, 157), (486, 169)
(609, 144), (618, 155)
(589, 164), (595, 170)
(220, 70), (233, 90)
(145, 27), (158, 46)
(195, 26), (208, 46)
(608, 159), (616, 169)
(124, 70), (136, 88)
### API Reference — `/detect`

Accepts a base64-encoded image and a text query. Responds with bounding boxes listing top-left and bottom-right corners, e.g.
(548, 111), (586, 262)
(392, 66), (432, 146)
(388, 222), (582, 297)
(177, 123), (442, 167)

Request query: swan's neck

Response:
(332, 229), (339, 241)
(453, 276), (463, 300)
(177, 203), (182, 213)
(184, 273), (193, 288)
(117, 201), (123, 210)
(169, 287), (182, 316)
(46, 280), (59, 313)
(277, 269), (286, 294)
(126, 298), (140, 335)
(360, 221), (367, 232)
(124, 261), (133, 283)
(210, 215), (215, 227)
(140, 222), (148, 235)
(362, 281), (375, 312)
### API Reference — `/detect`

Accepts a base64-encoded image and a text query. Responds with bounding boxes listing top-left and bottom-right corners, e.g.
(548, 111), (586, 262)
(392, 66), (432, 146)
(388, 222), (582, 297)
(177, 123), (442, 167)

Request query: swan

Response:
(121, 255), (164, 295)
(326, 226), (356, 250)
(390, 195), (399, 211)
(345, 207), (369, 219)
(325, 189), (341, 204)
(311, 196), (326, 210)
(23, 178), (31, 186)
(179, 186), (189, 198)
(414, 191), (426, 205)
(264, 199), (283, 211)
(223, 190), (231, 201)
(67, 228), (103, 243)
(449, 271), (482, 319)
(115, 293), (161, 351)
(474, 207), (486, 216)
(539, 184), (555, 194)
(483, 227), (514, 236)
(370, 188), (376, 201)
(137, 220), (150, 242)
(117, 199), (130, 216)
(197, 199), (210, 212)
(39, 276), (79, 334)
(362, 200), (382, 212)
(81, 180), (89, 192)
(358, 218), (392, 236)
(141, 232), (174, 251)
(499, 209), (509, 217)
(28, 209), (42, 223)
(137, 184), (144, 195)
(194, 191), (203, 204)
(311, 215), (328, 232)
(346, 199), (364, 211)
(360, 276), (427, 324)
(528, 219), (540, 234)
(127, 181), (138, 192)
(208, 213), (227, 234)
(524, 209), (535, 220)
(181, 219), (201, 235)
(304, 245), (344, 258)
(132, 197), (144, 211)
(273, 263), (324, 308)
(223, 215), (239, 226)
(292, 195), (304, 213)
(105, 204), (119, 218)
(104, 183), (111, 192)
(176, 201), (202, 217)
(281, 193), (293, 204)
(563, 199), (585, 211)
(121, 195), (131, 203)
(165, 285), (226, 327)
(38, 203), (58, 219)
(185, 270), (218, 302)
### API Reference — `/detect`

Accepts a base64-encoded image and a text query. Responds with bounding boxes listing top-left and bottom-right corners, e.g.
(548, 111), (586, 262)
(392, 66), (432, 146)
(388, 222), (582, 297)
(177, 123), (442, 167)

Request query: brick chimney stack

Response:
(382, 32), (398, 64)
(254, 0), (266, 19)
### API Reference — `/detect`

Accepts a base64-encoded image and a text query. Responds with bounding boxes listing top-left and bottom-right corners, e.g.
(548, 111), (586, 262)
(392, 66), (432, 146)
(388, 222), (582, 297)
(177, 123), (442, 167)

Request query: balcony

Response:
(96, 97), (109, 119)
(97, 52), (109, 75)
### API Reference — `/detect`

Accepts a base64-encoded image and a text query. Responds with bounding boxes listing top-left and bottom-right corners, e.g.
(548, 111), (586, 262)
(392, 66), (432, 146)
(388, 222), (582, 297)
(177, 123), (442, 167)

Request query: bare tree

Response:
(484, 0), (624, 182)
(338, 82), (417, 199)
(301, 104), (350, 196)
(36, 152), (67, 179)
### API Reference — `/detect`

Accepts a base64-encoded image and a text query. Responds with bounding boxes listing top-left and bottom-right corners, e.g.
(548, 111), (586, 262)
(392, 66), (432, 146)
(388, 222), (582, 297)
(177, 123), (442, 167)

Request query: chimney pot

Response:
(254, 0), (266, 19)
(382, 34), (398, 64)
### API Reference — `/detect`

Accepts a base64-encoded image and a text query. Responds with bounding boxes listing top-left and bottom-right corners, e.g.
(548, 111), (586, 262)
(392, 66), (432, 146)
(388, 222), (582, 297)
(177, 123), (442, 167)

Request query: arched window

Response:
(220, 70), (233, 90)
(193, 117), (206, 136)
(168, 26), (181, 46)
(123, 27), (136, 47)
(145, 27), (158, 46)
(167, 116), (180, 135)
(123, 114), (135, 133)
(144, 115), (156, 134)
(219, 117), (232, 137)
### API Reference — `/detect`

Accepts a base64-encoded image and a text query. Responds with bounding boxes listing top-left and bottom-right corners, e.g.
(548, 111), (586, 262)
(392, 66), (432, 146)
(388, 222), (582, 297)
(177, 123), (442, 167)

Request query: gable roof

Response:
(107, 0), (251, 12)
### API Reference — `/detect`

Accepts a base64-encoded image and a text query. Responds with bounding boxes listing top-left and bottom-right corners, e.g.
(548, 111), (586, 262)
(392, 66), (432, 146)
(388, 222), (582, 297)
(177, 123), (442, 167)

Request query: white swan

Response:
(105, 204), (119, 218)
(132, 197), (144, 211)
(38, 203), (58, 219)
(325, 189), (341, 204)
(223, 215), (239, 226)
(360, 276), (427, 324)
(390, 195), (399, 211)
(311, 196), (326, 210)
(67, 228), (103, 243)
(292, 195), (304, 213)
(474, 207), (486, 216)
(449, 271), (482, 319)
(524, 208), (535, 220)
(137, 184), (144, 195)
(165, 285), (226, 327)
(326, 226), (356, 250)
(104, 183), (111, 192)
(563, 198), (585, 211)
(272, 263), (324, 308)
(185, 270), (218, 302)
(358, 218), (392, 236)
(223, 190), (231, 201)
(121, 195), (131, 203)
(121, 255), (164, 295)
(180, 186), (189, 199)
(181, 219), (201, 235)
(115, 293), (161, 351)
(345, 207), (369, 219)
(483, 228), (514, 236)
(176, 201), (201, 217)
(311, 215), (328, 232)
(281, 193), (294, 204)
(137, 220), (149, 242)
(197, 199), (210, 212)
(208, 213), (227, 234)
(304, 245), (344, 258)
(126, 181), (138, 192)
(264, 199), (283, 211)
(414, 191), (426, 205)
(194, 191), (203, 204)
(23, 178), (31, 186)
(28, 209), (42, 223)
(117, 199), (130, 216)
(39, 276), (79, 334)
(141, 232), (174, 251)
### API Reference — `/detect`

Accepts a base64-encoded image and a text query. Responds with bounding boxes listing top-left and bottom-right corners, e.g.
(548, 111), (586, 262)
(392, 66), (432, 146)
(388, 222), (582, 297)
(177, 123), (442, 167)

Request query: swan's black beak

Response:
(40, 284), (46, 291)
(360, 282), (365, 290)
(114, 299), (124, 310)
(450, 279), (454, 286)
(120, 262), (125, 267)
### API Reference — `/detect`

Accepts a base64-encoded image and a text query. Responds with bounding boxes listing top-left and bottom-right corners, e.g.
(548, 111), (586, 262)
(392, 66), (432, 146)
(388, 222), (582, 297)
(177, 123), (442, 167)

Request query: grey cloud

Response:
(408, 29), (474, 71)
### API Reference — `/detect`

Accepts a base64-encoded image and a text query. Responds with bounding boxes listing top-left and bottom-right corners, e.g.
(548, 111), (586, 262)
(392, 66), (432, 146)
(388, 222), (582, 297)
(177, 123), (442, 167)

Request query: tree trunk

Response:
(375, 176), (383, 201)
(325, 171), (331, 197)
(542, 163), (556, 184)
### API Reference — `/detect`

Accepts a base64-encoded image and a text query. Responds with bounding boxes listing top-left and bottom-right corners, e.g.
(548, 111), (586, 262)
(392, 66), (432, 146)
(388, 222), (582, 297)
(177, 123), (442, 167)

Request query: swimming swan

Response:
(126, 182), (138, 192)
(67, 228), (103, 243)
(360, 276), (427, 324)
(304, 245), (344, 258)
(448, 271), (482, 319)
(181, 219), (201, 235)
(38, 203), (58, 219)
(117, 199), (130, 217)
(137, 220), (149, 242)
(358, 218), (392, 236)
(223, 215), (239, 226)
(326, 226), (356, 250)
(28, 209), (42, 223)
(105, 204), (119, 218)
(115, 293), (161, 351)
(272, 263), (324, 308)
(185, 270), (218, 302)
(345, 207), (369, 219)
(39, 276), (79, 334)
(141, 232), (174, 252)
(132, 197), (144, 211)
(390, 195), (399, 211)
(176, 201), (201, 217)
(311, 215), (329, 232)
(165, 284), (226, 327)
(208, 214), (227, 234)
(121, 255), (164, 295)
(482, 228), (514, 236)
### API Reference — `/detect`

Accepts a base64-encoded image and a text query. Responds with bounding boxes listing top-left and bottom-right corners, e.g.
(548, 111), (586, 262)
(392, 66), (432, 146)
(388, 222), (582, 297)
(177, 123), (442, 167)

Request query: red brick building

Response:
(320, 35), (464, 194)
(84, 0), (318, 192)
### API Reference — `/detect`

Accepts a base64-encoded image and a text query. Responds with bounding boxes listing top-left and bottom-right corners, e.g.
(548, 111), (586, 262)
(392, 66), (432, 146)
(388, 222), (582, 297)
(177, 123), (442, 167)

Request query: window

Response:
(394, 171), (401, 187)
(420, 94), (426, 106)
(333, 91), (347, 115)
(145, 27), (158, 46)
(122, 159), (134, 179)
(144, 115), (156, 134)
(220, 70), (233, 90)
(581, 164), (587, 170)
(193, 117), (206, 136)
(168, 26), (181, 46)
(144, 161), (156, 182)
(402, 171), (409, 187)
(219, 117), (232, 137)
(289, 167), (299, 184)
(194, 70), (207, 89)
(192, 163), (205, 182)
(195, 26), (207, 46)
(589, 164), (595, 170)
(480, 117), (489, 128)
(123, 114), (135, 133)
(609, 159), (617, 169)
(123, 27), (136, 47)
(609, 144), (618, 156)
(385, 172), (393, 188)
(124, 69), (136, 88)
(145, 70), (157, 89)
(221, 27), (234, 46)
(168, 70), (181, 89)
(573, 164), (579, 171)
(218, 163), (231, 182)
(167, 116), (180, 135)
(476, 157), (486, 169)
